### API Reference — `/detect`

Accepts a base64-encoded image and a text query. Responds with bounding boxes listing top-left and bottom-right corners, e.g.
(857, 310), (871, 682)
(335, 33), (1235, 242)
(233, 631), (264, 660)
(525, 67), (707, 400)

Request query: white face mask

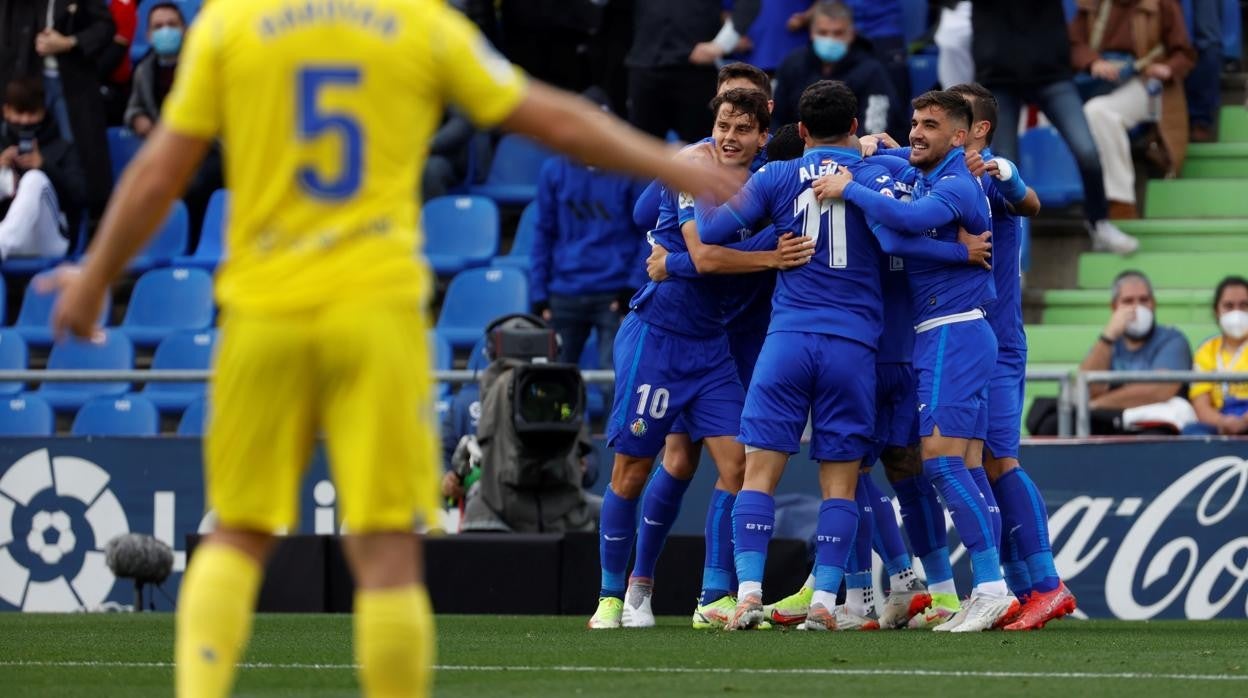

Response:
(1220, 309), (1248, 340)
(1125, 305), (1154, 339)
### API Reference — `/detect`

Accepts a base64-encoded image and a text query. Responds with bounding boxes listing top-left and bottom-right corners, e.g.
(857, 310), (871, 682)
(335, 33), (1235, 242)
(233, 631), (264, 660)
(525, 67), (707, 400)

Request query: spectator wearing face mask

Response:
(772, 0), (904, 139)
(124, 2), (186, 138)
(1184, 276), (1248, 436)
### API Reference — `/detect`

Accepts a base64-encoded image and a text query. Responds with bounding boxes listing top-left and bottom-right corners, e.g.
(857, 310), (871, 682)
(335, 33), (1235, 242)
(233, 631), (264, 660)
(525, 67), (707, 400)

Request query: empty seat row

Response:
(0, 393), (207, 437)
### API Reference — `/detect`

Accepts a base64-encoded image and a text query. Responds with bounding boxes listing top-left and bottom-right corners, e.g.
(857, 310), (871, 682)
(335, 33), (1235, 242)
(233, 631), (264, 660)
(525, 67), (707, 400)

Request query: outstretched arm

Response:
(659, 229), (813, 279)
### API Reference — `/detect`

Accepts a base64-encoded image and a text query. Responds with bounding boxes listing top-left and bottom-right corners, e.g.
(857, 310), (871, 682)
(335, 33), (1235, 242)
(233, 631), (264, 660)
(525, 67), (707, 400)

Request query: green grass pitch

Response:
(1, 614), (1246, 697)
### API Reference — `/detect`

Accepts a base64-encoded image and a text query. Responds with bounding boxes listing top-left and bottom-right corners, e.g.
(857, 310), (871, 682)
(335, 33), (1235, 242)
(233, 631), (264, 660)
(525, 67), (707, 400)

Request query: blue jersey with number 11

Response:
(697, 146), (886, 349)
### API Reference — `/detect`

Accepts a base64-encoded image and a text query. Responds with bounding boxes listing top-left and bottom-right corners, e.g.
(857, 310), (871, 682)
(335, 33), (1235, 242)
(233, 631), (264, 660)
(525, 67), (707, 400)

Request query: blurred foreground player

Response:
(44, 1), (739, 696)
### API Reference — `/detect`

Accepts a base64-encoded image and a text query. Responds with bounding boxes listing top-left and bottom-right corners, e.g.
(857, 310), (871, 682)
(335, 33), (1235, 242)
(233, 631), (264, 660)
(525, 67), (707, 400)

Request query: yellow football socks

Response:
(175, 543), (263, 698)
(355, 585), (435, 698)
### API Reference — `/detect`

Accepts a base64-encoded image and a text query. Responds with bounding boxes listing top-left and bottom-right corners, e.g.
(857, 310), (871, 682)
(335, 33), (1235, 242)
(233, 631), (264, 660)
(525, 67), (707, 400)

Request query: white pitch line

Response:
(0, 661), (1245, 682)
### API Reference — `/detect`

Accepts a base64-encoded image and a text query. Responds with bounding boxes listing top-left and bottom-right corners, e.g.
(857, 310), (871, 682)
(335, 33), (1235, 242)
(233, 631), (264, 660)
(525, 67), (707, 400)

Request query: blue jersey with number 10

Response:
(697, 146), (885, 349)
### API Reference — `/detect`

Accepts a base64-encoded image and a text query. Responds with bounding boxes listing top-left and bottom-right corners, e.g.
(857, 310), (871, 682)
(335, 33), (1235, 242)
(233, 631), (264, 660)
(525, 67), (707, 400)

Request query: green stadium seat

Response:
(1217, 105), (1248, 142)
(1144, 179), (1248, 218)
(1024, 323), (1217, 363)
(1187, 142), (1248, 158)
(1111, 219), (1248, 252)
(1181, 158), (1248, 178)
(1076, 252), (1248, 289)
(1042, 288), (1213, 324)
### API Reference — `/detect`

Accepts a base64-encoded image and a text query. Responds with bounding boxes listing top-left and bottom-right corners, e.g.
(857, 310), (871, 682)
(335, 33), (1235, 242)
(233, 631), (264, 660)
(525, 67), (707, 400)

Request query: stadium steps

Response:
(1041, 288), (1217, 324)
(1112, 219), (1248, 252)
(1216, 104), (1248, 142)
(1076, 252), (1248, 289)
(1143, 179), (1248, 218)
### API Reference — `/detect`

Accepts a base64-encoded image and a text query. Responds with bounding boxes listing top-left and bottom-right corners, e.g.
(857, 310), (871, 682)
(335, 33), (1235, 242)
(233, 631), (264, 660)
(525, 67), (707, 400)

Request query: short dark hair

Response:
(766, 123), (805, 161)
(947, 83), (998, 143)
(717, 62), (772, 99)
(798, 80), (856, 140)
(911, 90), (973, 130)
(3, 77), (45, 114)
(1213, 275), (1248, 315)
(813, 0), (853, 23)
(148, 2), (186, 27)
(709, 88), (771, 134)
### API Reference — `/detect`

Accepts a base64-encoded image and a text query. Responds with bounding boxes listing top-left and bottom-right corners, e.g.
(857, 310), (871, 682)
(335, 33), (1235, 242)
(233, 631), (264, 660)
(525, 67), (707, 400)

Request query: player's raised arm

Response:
(813, 168), (958, 232)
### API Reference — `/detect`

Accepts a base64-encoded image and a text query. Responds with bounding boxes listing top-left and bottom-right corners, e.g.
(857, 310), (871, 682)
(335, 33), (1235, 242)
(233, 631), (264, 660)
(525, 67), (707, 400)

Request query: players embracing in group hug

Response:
(589, 63), (1078, 634)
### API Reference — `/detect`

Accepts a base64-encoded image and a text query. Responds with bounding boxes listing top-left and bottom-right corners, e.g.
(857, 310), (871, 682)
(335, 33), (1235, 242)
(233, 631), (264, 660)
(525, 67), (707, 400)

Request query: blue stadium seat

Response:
(34, 330), (134, 412)
(13, 272), (112, 348)
(468, 135), (551, 206)
(578, 330), (606, 419)
(424, 195), (500, 276)
(0, 395), (54, 436)
(120, 267), (214, 347)
(141, 329), (217, 412)
(492, 200), (538, 271)
(129, 201), (190, 272)
(71, 395), (159, 437)
(1019, 126), (1084, 208)
(907, 54), (939, 99)
(177, 395), (207, 436)
(106, 127), (142, 183)
(900, 0), (929, 44)
(173, 189), (228, 270)
(467, 336), (491, 371)
(0, 330), (28, 396)
(429, 329), (453, 398)
(435, 267), (528, 349)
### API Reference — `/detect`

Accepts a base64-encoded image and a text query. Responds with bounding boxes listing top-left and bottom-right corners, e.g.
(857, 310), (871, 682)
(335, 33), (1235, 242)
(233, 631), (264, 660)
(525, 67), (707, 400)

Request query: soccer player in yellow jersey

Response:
(46, 1), (738, 696)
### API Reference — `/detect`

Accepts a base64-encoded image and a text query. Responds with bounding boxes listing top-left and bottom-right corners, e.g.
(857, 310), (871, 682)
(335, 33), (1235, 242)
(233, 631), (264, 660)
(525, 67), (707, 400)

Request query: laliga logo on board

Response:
(0, 449), (129, 612)
(1048, 455), (1248, 620)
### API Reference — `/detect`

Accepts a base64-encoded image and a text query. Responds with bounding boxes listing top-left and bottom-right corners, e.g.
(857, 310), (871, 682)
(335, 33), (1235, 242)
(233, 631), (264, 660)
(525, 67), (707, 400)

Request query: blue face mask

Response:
(812, 36), (848, 63)
(151, 26), (183, 57)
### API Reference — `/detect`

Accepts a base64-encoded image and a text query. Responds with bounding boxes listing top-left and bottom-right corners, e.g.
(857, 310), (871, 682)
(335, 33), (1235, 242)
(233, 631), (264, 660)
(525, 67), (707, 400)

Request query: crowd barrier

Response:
(0, 436), (1244, 619)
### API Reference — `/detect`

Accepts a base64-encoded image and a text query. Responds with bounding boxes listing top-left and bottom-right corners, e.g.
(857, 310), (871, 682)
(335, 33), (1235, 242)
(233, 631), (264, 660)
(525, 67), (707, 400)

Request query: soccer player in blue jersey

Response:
(817, 90), (1016, 632)
(589, 88), (771, 630)
(694, 81), (974, 631)
(946, 83), (1077, 631)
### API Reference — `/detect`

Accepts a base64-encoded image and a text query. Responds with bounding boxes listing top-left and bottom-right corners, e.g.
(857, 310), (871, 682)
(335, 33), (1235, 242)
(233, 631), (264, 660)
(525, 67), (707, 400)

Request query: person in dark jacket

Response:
(0, 77), (84, 260)
(0, 0), (114, 219)
(529, 94), (648, 401)
(773, 1), (905, 140)
(626, 0), (724, 143)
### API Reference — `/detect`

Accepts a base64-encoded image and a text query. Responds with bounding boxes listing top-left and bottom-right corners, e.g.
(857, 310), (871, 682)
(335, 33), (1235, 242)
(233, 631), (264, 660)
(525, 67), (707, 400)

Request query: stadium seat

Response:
(900, 0), (929, 44)
(429, 329), (453, 398)
(435, 267), (528, 349)
(1019, 126), (1084, 208)
(177, 396), (208, 436)
(1077, 252), (1248, 289)
(1219, 106), (1248, 142)
(1043, 288), (1215, 324)
(71, 395), (159, 437)
(0, 395), (54, 436)
(1144, 179), (1248, 218)
(468, 135), (551, 206)
(1114, 218), (1248, 253)
(119, 267), (214, 347)
(492, 200), (538, 271)
(141, 329), (217, 412)
(173, 189), (228, 269)
(129, 201), (190, 272)
(13, 272), (112, 348)
(424, 195), (500, 276)
(106, 127), (142, 183)
(907, 54), (938, 100)
(34, 330), (134, 412)
(0, 330), (27, 396)
(467, 336), (491, 372)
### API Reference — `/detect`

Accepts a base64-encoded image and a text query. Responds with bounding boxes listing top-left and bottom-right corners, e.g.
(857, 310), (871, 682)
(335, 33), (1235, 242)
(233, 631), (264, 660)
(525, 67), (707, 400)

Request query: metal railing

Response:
(4, 367), (1245, 440)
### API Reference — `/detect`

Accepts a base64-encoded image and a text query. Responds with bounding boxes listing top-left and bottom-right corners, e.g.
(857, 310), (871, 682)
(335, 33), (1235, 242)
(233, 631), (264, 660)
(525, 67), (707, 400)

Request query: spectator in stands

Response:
(1184, 276), (1248, 435)
(787, 0), (911, 101)
(1186, 0), (1224, 142)
(0, 77), (82, 260)
(124, 3), (223, 242)
(627, 0), (725, 143)
(773, 1), (904, 139)
(972, 0), (1140, 255)
(530, 90), (647, 404)
(101, 0), (139, 125)
(422, 110), (476, 201)
(1070, 0), (1195, 220)
(691, 0), (808, 73)
(935, 1), (974, 88)
(1054, 270), (1194, 435)
(0, 0), (115, 221)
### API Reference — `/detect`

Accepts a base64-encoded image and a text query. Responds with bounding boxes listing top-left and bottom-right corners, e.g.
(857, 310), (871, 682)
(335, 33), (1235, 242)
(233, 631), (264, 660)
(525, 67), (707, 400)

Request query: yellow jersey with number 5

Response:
(161, 0), (527, 312)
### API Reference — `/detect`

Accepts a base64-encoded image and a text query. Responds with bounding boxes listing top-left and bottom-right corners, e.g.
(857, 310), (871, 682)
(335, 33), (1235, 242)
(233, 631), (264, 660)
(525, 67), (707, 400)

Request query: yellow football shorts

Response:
(204, 301), (442, 534)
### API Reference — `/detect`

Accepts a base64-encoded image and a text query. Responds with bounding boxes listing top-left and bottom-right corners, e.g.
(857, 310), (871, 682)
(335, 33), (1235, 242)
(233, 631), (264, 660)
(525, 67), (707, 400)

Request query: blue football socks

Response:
(923, 456), (1003, 587)
(731, 490), (774, 594)
(700, 488), (737, 604)
(814, 498), (859, 602)
(969, 466), (1002, 547)
(994, 467), (1060, 593)
(860, 472), (909, 576)
(632, 467), (692, 580)
(598, 488), (638, 599)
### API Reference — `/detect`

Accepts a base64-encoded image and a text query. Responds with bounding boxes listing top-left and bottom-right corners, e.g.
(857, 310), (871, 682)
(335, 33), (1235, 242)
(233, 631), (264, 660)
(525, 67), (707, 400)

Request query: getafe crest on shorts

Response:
(630, 418), (648, 437)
